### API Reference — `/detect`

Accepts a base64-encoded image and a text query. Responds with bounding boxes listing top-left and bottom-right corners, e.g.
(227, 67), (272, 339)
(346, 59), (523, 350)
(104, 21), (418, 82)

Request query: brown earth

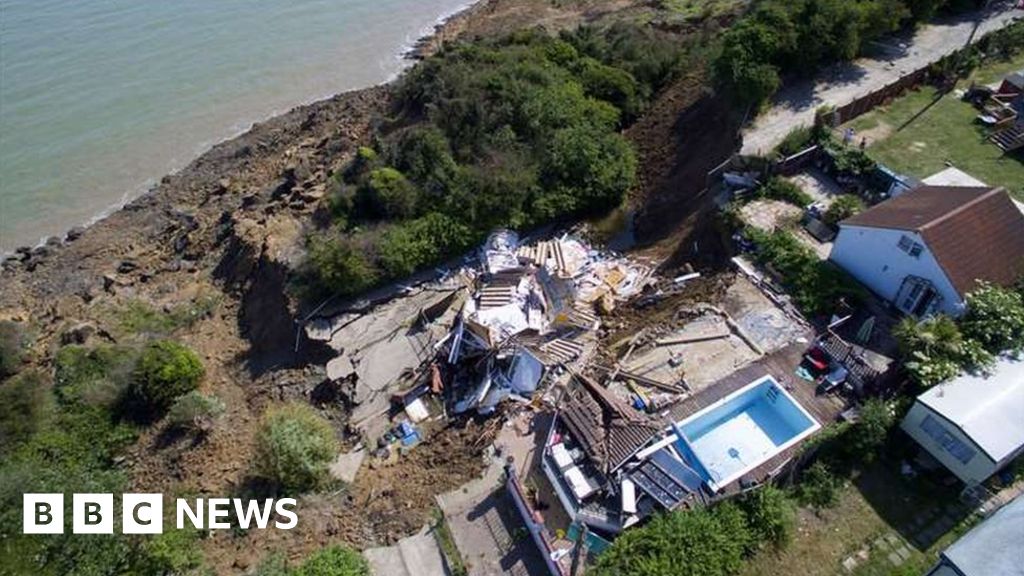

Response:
(0, 0), (750, 571)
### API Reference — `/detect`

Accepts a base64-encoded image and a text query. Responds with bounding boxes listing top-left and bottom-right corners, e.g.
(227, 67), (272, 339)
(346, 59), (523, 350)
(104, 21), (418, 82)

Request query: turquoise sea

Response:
(0, 0), (473, 252)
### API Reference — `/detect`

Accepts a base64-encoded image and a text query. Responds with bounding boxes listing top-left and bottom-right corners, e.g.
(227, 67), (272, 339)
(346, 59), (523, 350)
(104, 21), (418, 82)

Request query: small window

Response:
(908, 243), (923, 258)
(898, 235), (913, 251)
(920, 414), (976, 465)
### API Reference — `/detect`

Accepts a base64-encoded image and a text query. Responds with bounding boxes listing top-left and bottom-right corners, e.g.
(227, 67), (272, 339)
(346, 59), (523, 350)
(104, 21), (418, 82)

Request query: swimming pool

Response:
(673, 375), (820, 492)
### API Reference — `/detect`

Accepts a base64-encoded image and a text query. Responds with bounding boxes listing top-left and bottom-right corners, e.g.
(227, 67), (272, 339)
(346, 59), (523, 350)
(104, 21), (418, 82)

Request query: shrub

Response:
(747, 228), (864, 316)
(0, 370), (51, 449)
(54, 344), (136, 407)
(796, 461), (843, 509)
(293, 545), (369, 576)
(255, 403), (339, 494)
(847, 398), (895, 463)
(356, 167), (420, 220)
(306, 232), (380, 296)
(593, 504), (751, 576)
(775, 126), (814, 157)
(130, 340), (204, 415)
(829, 145), (876, 176)
(894, 315), (993, 387)
(961, 282), (1024, 355)
(758, 177), (813, 207)
(0, 320), (26, 378)
(738, 486), (795, 549)
(823, 195), (865, 226)
(378, 213), (476, 278)
(166, 391), (225, 433)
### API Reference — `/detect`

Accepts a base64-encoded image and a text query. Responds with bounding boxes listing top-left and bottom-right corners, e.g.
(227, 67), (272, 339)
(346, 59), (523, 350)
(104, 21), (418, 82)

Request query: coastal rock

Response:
(61, 322), (97, 345)
(66, 226), (87, 241)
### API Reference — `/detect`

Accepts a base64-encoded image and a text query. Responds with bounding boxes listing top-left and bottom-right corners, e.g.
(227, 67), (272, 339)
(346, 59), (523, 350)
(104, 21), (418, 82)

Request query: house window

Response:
(920, 414), (976, 465)
(897, 235), (924, 258)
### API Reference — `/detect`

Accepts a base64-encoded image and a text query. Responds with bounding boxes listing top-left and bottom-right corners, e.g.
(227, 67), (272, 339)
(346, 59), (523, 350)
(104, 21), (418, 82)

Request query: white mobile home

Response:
(901, 356), (1024, 487)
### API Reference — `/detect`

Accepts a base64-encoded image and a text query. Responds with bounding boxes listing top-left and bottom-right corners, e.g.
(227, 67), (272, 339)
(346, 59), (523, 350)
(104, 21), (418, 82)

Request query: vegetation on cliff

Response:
(305, 24), (688, 296)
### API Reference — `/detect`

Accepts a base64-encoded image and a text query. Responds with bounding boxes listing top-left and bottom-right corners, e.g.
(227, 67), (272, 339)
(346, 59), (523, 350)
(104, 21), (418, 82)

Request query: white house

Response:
(925, 493), (1024, 576)
(829, 185), (1024, 317)
(901, 356), (1024, 487)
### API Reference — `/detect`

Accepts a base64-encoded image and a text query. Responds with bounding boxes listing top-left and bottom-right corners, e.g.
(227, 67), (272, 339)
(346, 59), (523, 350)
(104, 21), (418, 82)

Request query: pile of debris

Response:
(443, 230), (655, 416)
(306, 229), (657, 441)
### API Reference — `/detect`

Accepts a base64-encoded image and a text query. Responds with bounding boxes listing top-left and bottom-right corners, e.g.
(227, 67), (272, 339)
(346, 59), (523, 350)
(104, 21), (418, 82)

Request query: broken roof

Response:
(841, 185), (1024, 296)
(559, 374), (659, 474)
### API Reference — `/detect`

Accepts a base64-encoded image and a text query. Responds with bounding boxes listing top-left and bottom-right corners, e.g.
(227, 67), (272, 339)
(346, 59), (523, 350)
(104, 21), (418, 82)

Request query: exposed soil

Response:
(625, 70), (743, 266)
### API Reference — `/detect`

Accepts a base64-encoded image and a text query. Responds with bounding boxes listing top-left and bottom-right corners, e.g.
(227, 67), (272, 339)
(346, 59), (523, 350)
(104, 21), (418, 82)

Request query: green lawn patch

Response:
(845, 55), (1024, 201)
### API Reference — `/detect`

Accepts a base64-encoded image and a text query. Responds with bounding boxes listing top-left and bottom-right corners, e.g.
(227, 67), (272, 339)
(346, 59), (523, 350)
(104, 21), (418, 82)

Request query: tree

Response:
(255, 403), (339, 494)
(738, 486), (795, 549)
(294, 545), (369, 576)
(961, 282), (1024, 355)
(824, 195), (865, 226)
(0, 320), (26, 378)
(129, 340), (203, 416)
(542, 125), (637, 214)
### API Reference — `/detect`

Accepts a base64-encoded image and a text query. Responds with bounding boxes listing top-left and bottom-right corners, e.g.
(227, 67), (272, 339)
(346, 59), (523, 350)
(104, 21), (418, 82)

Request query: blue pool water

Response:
(674, 375), (820, 491)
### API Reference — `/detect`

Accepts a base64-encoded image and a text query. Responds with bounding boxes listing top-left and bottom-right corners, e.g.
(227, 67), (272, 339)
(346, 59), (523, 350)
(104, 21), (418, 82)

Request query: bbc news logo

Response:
(24, 494), (297, 534)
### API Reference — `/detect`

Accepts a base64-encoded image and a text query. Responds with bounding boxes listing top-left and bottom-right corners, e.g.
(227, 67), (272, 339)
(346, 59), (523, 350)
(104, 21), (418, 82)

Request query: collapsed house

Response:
(441, 230), (653, 417)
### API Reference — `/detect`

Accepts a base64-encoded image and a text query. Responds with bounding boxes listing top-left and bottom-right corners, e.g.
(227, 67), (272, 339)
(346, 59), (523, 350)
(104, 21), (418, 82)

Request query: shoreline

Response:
(1, 0), (492, 260)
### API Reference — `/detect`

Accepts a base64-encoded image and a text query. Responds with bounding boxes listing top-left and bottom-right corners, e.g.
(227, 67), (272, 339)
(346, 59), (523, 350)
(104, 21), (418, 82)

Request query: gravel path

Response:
(740, 4), (1024, 156)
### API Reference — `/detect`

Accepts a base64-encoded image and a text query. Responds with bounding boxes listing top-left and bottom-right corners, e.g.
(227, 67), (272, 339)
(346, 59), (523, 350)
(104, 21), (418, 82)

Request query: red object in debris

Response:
(431, 363), (444, 393)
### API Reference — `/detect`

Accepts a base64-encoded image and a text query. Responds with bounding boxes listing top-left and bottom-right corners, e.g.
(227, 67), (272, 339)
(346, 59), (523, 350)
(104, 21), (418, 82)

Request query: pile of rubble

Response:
(305, 229), (658, 442)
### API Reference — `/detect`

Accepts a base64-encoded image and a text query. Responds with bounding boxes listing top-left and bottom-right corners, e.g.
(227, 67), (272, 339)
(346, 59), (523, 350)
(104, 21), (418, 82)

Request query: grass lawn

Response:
(844, 55), (1024, 201)
(739, 459), (979, 576)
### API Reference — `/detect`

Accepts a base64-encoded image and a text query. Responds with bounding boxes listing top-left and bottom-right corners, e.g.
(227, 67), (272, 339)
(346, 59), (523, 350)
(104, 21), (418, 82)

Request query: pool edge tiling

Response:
(675, 375), (821, 493)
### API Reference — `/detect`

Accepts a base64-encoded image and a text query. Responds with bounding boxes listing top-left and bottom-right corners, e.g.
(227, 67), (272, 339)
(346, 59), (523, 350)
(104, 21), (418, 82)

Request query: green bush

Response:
(593, 503), (752, 576)
(293, 545), (369, 576)
(758, 177), (813, 207)
(823, 195), (865, 226)
(167, 391), (225, 434)
(775, 126), (814, 157)
(961, 282), (1024, 355)
(356, 167), (420, 220)
(378, 213), (476, 278)
(0, 370), (51, 450)
(738, 486), (795, 549)
(796, 461), (843, 509)
(54, 344), (136, 407)
(747, 228), (864, 316)
(306, 232), (380, 296)
(847, 398), (895, 463)
(130, 340), (204, 415)
(829, 145), (877, 176)
(0, 320), (26, 378)
(894, 315), (993, 387)
(255, 403), (339, 495)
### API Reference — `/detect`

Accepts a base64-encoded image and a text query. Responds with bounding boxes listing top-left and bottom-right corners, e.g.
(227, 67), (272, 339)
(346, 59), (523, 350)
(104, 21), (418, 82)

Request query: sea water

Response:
(0, 0), (473, 252)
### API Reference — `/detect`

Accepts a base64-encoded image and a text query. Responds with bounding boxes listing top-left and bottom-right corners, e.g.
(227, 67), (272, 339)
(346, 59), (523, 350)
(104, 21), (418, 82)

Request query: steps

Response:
(990, 124), (1024, 152)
